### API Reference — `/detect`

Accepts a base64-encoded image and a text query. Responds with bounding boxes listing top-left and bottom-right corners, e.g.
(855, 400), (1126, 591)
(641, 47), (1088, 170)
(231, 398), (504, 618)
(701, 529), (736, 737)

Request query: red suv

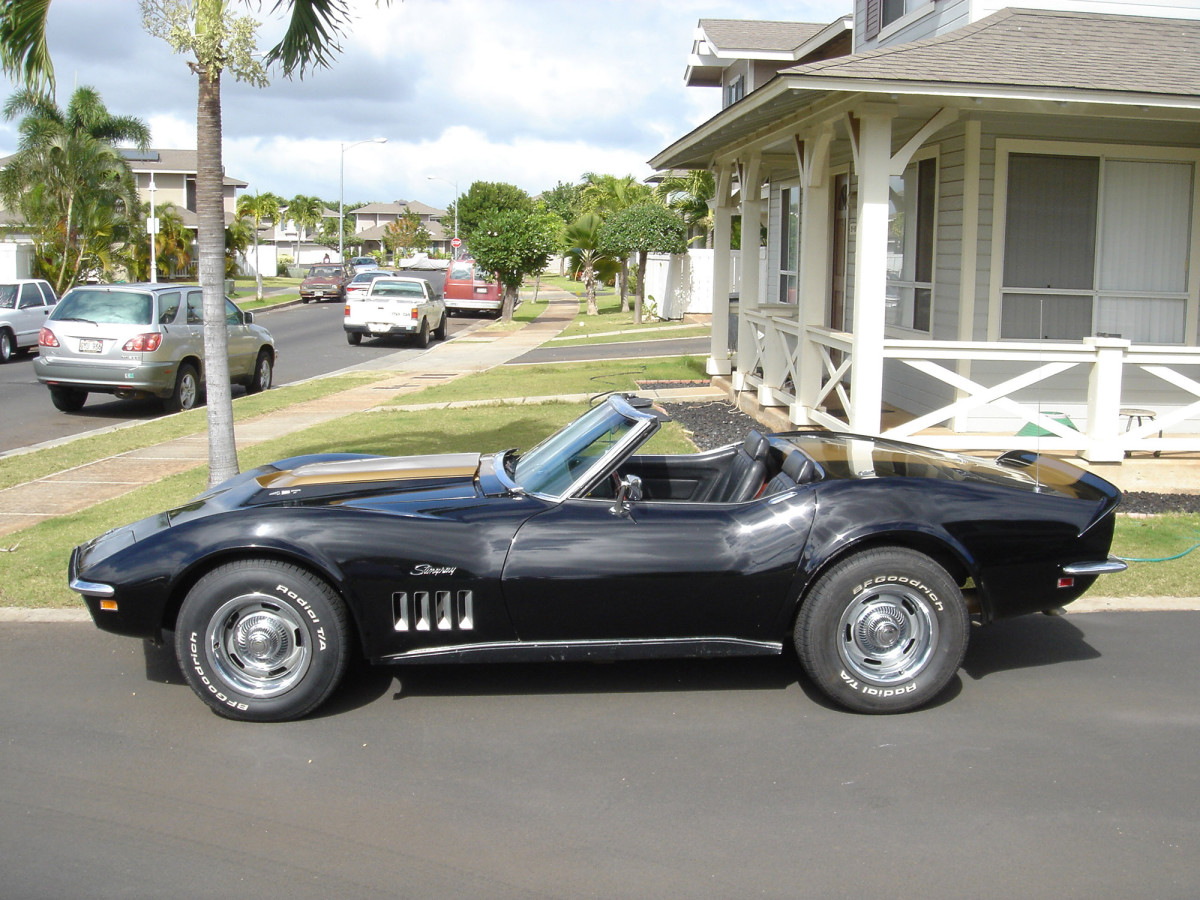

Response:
(442, 259), (502, 317)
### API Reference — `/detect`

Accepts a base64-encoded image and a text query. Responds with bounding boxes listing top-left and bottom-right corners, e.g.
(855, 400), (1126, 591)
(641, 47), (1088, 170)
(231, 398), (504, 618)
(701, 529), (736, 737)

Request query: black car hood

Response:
(255, 452), (480, 491)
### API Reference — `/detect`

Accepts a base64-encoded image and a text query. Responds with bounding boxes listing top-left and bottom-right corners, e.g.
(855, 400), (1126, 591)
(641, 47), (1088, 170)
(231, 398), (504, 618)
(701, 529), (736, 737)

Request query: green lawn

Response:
(383, 357), (708, 406)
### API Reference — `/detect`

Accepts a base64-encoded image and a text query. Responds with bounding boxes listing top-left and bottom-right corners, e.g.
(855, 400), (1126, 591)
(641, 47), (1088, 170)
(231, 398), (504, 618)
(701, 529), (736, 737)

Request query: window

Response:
(157, 291), (181, 325)
(886, 156), (936, 332)
(725, 75), (745, 108)
(1000, 153), (1193, 343)
(18, 283), (44, 309)
(778, 187), (800, 303)
(866, 0), (933, 38)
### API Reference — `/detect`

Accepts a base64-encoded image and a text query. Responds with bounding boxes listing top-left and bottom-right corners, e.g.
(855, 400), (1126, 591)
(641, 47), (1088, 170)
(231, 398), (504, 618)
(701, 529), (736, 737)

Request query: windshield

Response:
(513, 399), (649, 497)
(370, 280), (424, 298)
(307, 266), (341, 277)
(448, 262), (473, 279)
(50, 289), (153, 325)
(351, 272), (385, 284)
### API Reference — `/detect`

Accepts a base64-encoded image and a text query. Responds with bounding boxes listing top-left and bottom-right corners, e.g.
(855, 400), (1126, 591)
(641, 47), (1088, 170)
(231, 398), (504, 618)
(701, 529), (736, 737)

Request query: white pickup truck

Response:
(344, 275), (447, 348)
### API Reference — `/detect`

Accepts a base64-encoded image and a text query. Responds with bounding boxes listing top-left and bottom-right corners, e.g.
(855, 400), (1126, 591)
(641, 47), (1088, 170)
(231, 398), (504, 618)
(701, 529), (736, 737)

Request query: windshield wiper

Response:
(57, 316), (98, 325)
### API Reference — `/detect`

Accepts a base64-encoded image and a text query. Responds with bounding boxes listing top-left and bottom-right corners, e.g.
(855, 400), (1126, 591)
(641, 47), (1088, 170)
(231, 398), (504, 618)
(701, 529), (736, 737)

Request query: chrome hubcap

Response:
(838, 587), (937, 685)
(180, 374), (197, 409)
(205, 594), (310, 698)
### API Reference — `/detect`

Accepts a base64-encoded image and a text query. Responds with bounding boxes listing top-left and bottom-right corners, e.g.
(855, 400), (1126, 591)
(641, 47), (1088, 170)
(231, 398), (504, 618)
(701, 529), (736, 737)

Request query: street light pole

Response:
(426, 174), (459, 257)
(339, 137), (387, 264)
(147, 177), (158, 283)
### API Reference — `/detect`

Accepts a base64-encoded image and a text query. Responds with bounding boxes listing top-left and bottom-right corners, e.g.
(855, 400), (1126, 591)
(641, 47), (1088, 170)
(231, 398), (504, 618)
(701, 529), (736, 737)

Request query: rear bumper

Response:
(445, 298), (502, 312)
(344, 322), (420, 336)
(34, 355), (176, 396)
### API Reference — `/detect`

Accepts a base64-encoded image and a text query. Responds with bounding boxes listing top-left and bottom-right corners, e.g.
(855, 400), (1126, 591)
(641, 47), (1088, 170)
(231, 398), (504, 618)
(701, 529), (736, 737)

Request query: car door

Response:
(223, 298), (257, 377)
(500, 494), (815, 645)
(14, 282), (50, 347)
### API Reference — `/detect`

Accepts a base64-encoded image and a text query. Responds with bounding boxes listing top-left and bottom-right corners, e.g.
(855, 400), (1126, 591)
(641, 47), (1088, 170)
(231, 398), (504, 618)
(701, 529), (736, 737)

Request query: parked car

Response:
(35, 283), (275, 413)
(344, 275), (447, 347)
(68, 394), (1125, 722)
(299, 264), (348, 303)
(442, 258), (502, 317)
(0, 278), (58, 362)
(343, 269), (397, 303)
(349, 256), (379, 274)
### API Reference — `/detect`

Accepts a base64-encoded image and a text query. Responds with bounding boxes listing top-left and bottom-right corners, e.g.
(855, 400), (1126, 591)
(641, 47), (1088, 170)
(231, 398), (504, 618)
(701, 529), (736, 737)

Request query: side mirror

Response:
(610, 473), (643, 516)
(244, 311), (254, 324)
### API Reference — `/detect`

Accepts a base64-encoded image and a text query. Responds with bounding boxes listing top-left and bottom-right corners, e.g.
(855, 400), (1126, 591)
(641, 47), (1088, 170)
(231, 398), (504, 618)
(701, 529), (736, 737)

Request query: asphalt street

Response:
(2, 612), (1198, 899)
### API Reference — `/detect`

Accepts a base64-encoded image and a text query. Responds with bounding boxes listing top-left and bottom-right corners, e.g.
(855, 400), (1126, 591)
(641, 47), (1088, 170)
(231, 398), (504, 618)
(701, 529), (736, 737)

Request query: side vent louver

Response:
(393, 591), (474, 632)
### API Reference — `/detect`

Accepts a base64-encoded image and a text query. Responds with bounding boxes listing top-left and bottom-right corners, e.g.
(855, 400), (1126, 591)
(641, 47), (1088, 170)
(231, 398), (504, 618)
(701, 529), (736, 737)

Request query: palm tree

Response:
(236, 191), (281, 300)
(286, 193), (322, 263)
(580, 173), (652, 312)
(134, 201), (191, 280)
(0, 0), (370, 487)
(653, 169), (715, 248)
(565, 213), (617, 316)
(0, 85), (148, 292)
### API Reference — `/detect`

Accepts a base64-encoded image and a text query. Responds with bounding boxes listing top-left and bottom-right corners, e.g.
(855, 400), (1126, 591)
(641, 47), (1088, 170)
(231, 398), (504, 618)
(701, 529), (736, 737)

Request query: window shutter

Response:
(864, 0), (882, 40)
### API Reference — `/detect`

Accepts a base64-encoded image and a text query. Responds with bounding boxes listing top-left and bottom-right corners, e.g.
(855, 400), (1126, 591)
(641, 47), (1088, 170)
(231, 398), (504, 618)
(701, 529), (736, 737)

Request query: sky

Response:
(0, 0), (851, 212)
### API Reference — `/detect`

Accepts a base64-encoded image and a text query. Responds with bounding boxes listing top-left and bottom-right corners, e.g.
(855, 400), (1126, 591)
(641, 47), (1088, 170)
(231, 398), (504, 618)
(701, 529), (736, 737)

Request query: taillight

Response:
(344, 304), (351, 316)
(39, 327), (59, 347)
(411, 307), (419, 320)
(122, 333), (163, 352)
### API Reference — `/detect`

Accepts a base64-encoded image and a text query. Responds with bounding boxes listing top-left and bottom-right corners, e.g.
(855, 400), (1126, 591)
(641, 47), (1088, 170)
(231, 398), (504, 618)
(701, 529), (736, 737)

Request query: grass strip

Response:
(0, 373), (381, 492)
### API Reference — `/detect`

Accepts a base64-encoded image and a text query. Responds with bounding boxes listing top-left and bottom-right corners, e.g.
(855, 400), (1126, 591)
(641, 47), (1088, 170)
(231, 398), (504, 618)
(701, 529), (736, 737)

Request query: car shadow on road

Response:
(961, 614), (1099, 680)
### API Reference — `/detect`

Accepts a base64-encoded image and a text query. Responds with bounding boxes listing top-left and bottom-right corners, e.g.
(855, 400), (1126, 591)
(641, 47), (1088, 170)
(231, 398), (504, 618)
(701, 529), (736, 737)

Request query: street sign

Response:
(451, 237), (461, 248)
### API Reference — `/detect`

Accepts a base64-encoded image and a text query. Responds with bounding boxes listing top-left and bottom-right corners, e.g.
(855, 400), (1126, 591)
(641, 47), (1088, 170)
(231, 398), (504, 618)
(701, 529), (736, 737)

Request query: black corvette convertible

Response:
(70, 395), (1126, 720)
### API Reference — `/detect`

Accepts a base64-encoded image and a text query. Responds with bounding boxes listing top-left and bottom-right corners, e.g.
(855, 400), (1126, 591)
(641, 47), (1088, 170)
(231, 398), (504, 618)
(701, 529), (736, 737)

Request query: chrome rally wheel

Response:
(205, 594), (312, 698)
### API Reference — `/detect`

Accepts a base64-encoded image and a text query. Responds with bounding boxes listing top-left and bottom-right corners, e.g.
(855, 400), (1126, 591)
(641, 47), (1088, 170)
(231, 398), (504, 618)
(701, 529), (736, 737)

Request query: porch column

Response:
(707, 163), (736, 377)
(733, 153), (763, 390)
(1082, 336), (1129, 463)
(795, 127), (833, 425)
(849, 106), (895, 435)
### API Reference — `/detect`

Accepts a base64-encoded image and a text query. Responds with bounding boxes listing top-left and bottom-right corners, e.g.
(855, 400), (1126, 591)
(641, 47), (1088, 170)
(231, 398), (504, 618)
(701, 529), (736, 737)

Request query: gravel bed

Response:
(656, 397), (1200, 516)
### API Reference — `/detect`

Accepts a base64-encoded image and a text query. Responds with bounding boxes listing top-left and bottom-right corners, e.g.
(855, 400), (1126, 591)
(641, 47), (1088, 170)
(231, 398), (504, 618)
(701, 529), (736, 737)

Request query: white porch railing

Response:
(732, 312), (1200, 459)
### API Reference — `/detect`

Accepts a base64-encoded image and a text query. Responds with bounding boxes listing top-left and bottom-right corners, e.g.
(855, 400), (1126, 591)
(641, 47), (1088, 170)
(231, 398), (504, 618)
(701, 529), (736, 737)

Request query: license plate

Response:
(369, 323), (391, 333)
(475, 287), (490, 294)
(78, 338), (103, 353)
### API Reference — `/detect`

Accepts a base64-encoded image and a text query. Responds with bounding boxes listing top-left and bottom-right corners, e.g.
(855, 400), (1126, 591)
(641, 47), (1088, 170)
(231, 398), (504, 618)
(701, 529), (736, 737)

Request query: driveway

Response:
(3, 612), (1198, 898)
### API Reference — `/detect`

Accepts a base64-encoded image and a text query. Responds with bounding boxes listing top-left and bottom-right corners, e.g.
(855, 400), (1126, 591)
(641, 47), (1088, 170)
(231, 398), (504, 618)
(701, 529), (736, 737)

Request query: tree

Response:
(224, 214), (253, 277)
(285, 193), (322, 262)
(540, 179), (583, 225)
(383, 210), (431, 260)
(0, 0), (373, 487)
(600, 203), (688, 325)
(0, 85), (149, 292)
(580, 173), (652, 312)
(564, 213), (616, 316)
(449, 181), (532, 247)
(467, 208), (559, 322)
(133, 201), (192, 280)
(235, 191), (281, 300)
(653, 169), (715, 248)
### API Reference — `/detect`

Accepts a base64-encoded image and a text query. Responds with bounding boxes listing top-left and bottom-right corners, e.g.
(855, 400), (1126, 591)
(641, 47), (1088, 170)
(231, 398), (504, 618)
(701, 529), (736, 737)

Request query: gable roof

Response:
(120, 148), (248, 188)
(655, 7), (1200, 170)
(687, 16), (852, 87)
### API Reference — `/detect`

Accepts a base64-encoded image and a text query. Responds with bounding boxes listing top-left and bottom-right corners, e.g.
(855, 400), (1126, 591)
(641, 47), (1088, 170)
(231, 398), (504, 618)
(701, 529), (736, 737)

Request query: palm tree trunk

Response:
(196, 66), (238, 486)
(57, 192), (74, 292)
(585, 263), (597, 316)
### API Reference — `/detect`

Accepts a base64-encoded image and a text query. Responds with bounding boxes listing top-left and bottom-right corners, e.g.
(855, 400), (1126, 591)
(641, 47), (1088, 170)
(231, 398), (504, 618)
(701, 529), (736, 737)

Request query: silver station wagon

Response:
(34, 283), (275, 413)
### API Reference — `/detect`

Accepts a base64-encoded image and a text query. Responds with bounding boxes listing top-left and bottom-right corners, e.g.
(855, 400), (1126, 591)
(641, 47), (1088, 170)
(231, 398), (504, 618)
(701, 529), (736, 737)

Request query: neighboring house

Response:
(126, 148), (247, 227)
(651, 3), (1200, 461)
(346, 200), (450, 258)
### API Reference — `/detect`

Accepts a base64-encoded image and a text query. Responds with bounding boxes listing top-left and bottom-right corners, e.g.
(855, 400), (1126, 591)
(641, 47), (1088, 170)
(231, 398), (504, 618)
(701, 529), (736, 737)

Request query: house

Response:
(345, 200), (450, 259)
(125, 148), (247, 227)
(651, 1), (1200, 461)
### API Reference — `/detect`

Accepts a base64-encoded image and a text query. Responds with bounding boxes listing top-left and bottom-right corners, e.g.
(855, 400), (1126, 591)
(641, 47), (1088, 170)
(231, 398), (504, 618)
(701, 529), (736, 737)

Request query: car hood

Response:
(255, 452), (480, 490)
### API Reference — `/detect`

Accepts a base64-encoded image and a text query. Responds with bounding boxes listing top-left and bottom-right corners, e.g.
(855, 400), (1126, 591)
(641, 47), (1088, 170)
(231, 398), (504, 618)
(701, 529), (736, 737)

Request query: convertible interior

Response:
(606, 430), (823, 503)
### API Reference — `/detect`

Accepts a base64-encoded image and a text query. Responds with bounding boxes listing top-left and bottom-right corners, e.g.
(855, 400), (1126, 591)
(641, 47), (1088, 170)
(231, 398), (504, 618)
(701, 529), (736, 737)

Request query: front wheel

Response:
(246, 350), (272, 394)
(794, 548), (969, 714)
(174, 559), (350, 722)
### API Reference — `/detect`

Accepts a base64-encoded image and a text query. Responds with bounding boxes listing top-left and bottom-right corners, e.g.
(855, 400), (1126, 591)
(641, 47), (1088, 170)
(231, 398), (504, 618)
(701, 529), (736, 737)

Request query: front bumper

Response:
(35, 355), (177, 396)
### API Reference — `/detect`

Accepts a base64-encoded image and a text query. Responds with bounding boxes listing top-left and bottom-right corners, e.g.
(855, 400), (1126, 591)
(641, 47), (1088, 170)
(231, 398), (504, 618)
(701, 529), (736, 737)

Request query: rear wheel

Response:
(49, 386), (87, 411)
(164, 362), (200, 413)
(433, 312), (447, 341)
(246, 350), (272, 394)
(346, 331), (362, 346)
(795, 548), (969, 714)
(174, 559), (350, 721)
(0, 329), (12, 363)
(413, 319), (430, 348)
